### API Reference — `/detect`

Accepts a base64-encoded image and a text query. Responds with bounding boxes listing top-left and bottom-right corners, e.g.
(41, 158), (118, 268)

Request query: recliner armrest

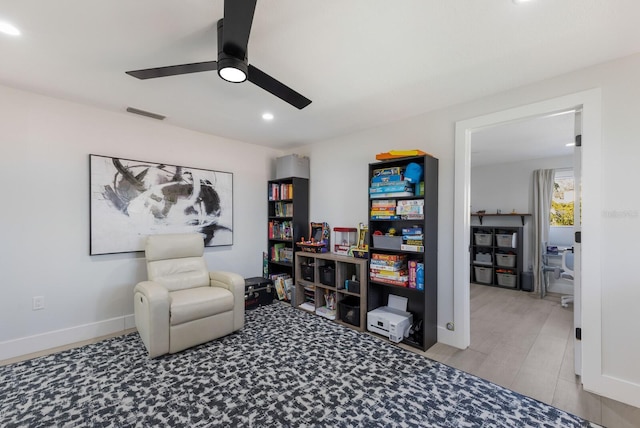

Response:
(134, 280), (170, 358)
(209, 271), (245, 330)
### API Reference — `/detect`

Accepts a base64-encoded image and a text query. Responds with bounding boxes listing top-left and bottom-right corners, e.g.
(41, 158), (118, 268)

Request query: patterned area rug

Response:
(1, 303), (595, 427)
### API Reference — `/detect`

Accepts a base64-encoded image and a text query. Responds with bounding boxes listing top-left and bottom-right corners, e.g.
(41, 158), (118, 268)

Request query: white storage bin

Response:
(495, 254), (516, 268)
(474, 252), (492, 265)
(496, 233), (516, 248)
(474, 267), (492, 284)
(474, 233), (492, 246)
(496, 272), (517, 288)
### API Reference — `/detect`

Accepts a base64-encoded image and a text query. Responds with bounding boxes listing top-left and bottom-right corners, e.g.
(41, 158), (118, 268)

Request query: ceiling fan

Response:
(125, 0), (311, 109)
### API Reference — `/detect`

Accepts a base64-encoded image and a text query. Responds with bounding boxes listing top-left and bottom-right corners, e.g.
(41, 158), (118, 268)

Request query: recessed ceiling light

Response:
(0, 21), (21, 36)
(565, 142), (575, 147)
(512, 0), (534, 4)
(262, 113), (274, 121)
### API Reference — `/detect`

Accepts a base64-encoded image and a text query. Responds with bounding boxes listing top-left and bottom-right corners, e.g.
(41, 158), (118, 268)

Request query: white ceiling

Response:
(471, 111), (576, 166)
(1, 1), (640, 150)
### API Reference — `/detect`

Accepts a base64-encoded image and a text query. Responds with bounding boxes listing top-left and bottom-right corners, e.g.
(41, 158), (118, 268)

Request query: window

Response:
(551, 169), (574, 226)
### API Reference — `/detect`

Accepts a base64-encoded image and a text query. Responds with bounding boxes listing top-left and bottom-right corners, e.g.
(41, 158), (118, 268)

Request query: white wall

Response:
(0, 85), (282, 359)
(291, 52), (640, 401)
(471, 155), (572, 215)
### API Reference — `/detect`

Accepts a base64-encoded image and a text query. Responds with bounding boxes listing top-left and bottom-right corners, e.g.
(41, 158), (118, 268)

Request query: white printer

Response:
(367, 295), (413, 343)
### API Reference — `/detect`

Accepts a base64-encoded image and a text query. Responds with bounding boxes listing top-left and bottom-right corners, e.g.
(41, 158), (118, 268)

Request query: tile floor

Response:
(420, 283), (640, 428)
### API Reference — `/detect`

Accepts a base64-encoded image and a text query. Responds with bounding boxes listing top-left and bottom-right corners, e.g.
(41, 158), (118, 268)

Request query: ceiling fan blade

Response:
(222, 0), (257, 59)
(248, 64), (312, 110)
(126, 61), (218, 80)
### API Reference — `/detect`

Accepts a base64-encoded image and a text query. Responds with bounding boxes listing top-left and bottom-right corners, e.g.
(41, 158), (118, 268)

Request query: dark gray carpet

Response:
(1, 303), (595, 427)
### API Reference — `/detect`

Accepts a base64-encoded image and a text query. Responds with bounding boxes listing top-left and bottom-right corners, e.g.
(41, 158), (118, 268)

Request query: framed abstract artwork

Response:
(89, 154), (233, 255)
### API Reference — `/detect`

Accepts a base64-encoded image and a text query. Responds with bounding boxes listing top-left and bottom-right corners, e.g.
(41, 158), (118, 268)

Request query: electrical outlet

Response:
(32, 296), (45, 311)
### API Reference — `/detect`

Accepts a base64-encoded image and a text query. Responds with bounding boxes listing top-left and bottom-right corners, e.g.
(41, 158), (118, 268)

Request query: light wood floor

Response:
(420, 283), (640, 428)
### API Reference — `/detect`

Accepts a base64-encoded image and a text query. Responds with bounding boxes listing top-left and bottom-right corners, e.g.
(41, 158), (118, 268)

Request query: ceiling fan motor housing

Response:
(217, 18), (248, 83)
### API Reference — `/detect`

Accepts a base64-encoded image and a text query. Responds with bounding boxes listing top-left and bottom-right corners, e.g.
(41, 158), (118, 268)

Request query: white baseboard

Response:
(0, 314), (135, 361)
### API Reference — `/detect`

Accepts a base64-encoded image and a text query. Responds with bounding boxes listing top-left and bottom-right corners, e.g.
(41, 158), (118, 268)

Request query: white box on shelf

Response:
(276, 154), (310, 179)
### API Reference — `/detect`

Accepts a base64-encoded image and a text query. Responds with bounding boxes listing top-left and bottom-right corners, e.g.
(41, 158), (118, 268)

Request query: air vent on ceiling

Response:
(126, 107), (166, 121)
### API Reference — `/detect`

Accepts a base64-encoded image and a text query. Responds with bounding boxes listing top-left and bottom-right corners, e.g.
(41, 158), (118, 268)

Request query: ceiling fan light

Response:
(219, 66), (247, 83)
(217, 56), (248, 83)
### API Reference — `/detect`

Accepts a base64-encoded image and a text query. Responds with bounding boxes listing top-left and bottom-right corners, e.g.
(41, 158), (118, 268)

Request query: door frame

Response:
(452, 89), (603, 393)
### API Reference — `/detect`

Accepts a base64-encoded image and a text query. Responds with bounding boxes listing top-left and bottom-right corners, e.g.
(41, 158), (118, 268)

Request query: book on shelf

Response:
(371, 199), (396, 207)
(372, 167), (403, 177)
(269, 183), (294, 201)
(369, 269), (409, 279)
(370, 191), (414, 198)
(371, 173), (403, 183)
(284, 277), (294, 301)
(369, 184), (413, 194)
(400, 244), (425, 252)
(299, 302), (316, 312)
(369, 260), (405, 269)
(271, 242), (286, 261)
(274, 201), (293, 217)
(402, 226), (423, 234)
(371, 253), (407, 261)
(400, 214), (425, 220)
(315, 306), (336, 320)
(408, 261), (425, 290)
(371, 215), (401, 220)
(369, 275), (409, 287)
(370, 179), (410, 187)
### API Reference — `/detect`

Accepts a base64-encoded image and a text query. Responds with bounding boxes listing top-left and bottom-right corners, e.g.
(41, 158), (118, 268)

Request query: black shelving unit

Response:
(470, 226), (523, 289)
(366, 155), (438, 351)
(267, 177), (309, 294)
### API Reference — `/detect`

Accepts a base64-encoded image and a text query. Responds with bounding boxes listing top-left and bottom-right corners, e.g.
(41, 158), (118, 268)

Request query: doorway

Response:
(452, 89), (603, 396)
(466, 109), (579, 385)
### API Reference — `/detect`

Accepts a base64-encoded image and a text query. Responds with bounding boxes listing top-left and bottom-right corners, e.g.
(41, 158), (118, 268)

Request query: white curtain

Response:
(532, 169), (555, 297)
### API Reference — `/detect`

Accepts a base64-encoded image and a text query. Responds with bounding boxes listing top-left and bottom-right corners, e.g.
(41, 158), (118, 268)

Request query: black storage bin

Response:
(345, 279), (360, 294)
(301, 263), (314, 281)
(320, 265), (335, 286)
(521, 271), (533, 292)
(339, 296), (360, 327)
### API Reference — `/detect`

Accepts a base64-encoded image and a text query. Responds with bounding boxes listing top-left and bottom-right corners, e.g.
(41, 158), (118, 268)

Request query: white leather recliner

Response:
(134, 233), (245, 358)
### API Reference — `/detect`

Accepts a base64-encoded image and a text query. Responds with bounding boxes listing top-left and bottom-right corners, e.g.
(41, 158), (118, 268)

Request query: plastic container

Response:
(495, 254), (516, 268)
(372, 235), (402, 250)
(474, 267), (492, 284)
(496, 233), (515, 248)
(301, 264), (314, 281)
(320, 265), (335, 286)
(338, 296), (361, 326)
(496, 272), (517, 288)
(474, 233), (492, 246)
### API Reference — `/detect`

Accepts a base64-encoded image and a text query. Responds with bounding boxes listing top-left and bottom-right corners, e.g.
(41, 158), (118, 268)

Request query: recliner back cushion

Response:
(147, 257), (209, 292)
(145, 233), (204, 262)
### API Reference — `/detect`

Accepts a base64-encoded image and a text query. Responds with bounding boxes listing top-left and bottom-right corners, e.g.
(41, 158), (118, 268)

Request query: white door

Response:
(573, 110), (582, 376)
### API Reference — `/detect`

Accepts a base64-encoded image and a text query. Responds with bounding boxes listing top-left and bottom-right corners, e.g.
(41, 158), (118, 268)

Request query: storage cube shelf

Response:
(294, 252), (368, 332)
(470, 226), (524, 290)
